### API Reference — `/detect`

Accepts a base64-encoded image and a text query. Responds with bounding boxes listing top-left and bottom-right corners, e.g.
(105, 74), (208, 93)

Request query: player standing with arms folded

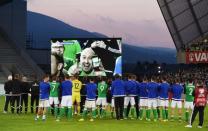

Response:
(146, 76), (159, 122)
(124, 75), (137, 119)
(184, 79), (195, 122)
(35, 75), (50, 121)
(57, 75), (73, 121)
(158, 77), (170, 121)
(138, 77), (148, 120)
(170, 78), (184, 122)
(96, 77), (108, 118)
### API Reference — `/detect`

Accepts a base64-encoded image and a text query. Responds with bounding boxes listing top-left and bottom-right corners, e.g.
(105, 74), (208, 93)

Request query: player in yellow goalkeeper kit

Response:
(72, 75), (82, 115)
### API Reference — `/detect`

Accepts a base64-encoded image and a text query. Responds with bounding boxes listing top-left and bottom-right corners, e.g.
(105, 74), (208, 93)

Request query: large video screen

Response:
(51, 38), (122, 77)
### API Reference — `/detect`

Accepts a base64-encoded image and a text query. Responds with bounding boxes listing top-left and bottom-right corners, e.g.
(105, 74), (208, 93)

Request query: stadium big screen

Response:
(51, 38), (122, 77)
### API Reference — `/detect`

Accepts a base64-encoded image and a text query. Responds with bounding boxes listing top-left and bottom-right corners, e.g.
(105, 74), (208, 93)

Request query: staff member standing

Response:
(111, 74), (125, 120)
(185, 80), (207, 128)
(3, 75), (13, 113)
(11, 74), (22, 114)
(30, 77), (40, 113)
(20, 76), (30, 113)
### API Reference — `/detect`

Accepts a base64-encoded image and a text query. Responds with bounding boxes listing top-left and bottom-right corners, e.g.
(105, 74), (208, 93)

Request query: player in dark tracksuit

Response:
(111, 74), (125, 120)
(11, 74), (22, 114)
(3, 75), (13, 113)
(20, 77), (30, 113)
(30, 79), (40, 113)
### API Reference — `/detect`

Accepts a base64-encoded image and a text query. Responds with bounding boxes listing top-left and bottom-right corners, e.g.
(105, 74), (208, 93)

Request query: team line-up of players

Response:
(36, 74), (205, 123)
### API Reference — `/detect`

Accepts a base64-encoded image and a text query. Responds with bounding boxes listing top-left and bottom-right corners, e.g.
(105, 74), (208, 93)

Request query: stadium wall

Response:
(26, 49), (50, 65)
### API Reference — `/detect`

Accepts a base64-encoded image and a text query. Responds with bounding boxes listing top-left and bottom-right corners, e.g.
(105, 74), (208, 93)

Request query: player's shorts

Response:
(159, 99), (169, 107)
(184, 101), (194, 109)
(111, 98), (115, 108)
(85, 100), (96, 109)
(171, 100), (182, 109)
(49, 97), (59, 105)
(147, 98), (157, 109)
(157, 98), (160, 107)
(61, 95), (72, 107)
(72, 92), (81, 103)
(124, 96), (135, 107)
(139, 98), (148, 107)
(39, 99), (50, 108)
(96, 97), (107, 106)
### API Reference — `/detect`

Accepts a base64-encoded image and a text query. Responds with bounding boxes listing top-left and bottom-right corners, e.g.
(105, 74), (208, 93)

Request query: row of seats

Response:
(0, 35), (36, 83)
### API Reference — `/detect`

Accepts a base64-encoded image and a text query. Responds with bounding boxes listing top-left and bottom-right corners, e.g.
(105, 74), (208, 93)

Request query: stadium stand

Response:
(0, 0), (44, 83)
(0, 32), (44, 83)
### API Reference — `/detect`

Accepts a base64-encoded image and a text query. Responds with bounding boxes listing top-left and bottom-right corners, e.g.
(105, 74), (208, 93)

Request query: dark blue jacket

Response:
(39, 81), (50, 100)
(86, 83), (97, 100)
(171, 83), (183, 100)
(125, 80), (137, 96)
(158, 82), (170, 99)
(138, 82), (148, 98)
(111, 79), (125, 97)
(147, 82), (159, 99)
(61, 80), (72, 96)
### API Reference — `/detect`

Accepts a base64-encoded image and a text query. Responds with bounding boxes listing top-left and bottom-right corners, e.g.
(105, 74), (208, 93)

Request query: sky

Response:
(27, 0), (175, 48)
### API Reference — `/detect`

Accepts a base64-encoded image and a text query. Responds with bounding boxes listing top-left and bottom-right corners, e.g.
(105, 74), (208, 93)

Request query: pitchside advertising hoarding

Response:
(186, 51), (208, 64)
(51, 38), (122, 77)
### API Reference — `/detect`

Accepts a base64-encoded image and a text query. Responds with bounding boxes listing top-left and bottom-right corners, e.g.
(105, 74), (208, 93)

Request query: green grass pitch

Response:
(0, 96), (208, 131)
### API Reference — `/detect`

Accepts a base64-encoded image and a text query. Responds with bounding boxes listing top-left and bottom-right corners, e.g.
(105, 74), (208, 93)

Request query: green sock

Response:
(101, 109), (105, 117)
(82, 109), (87, 119)
(162, 109), (166, 120)
(157, 108), (160, 118)
(185, 111), (189, 122)
(130, 107), (135, 118)
(47, 107), (51, 114)
(59, 108), (65, 119)
(111, 111), (114, 118)
(146, 109), (148, 119)
(65, 107), (68, 116)
(165, 109), (168, 119)
(153, 109), (158, 120)
(92, 109), (96, 118)
(147, 109), (150, 119)
(95, 108), (99, 116)
(139, 108), (144, 118)
(67, 107), (72, 119)
(124, 108), (127, 118)
(54, 107), (58, 118)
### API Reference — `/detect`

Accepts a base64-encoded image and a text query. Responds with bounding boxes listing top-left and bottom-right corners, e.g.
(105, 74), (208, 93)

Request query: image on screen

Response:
(51, 38), (122, 77)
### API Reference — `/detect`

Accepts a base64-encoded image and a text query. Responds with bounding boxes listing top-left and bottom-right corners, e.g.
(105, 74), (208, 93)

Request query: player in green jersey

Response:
(184, 79), (195, 122)
(96, 77), (108, 118)
(49, 76), (60, 119)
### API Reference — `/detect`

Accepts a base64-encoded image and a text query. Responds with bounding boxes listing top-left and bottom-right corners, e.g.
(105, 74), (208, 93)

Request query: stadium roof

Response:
(157, 0), (208, 51)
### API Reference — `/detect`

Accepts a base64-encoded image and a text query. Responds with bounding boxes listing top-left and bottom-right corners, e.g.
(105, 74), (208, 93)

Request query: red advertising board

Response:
(186, 51), (208, 64)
